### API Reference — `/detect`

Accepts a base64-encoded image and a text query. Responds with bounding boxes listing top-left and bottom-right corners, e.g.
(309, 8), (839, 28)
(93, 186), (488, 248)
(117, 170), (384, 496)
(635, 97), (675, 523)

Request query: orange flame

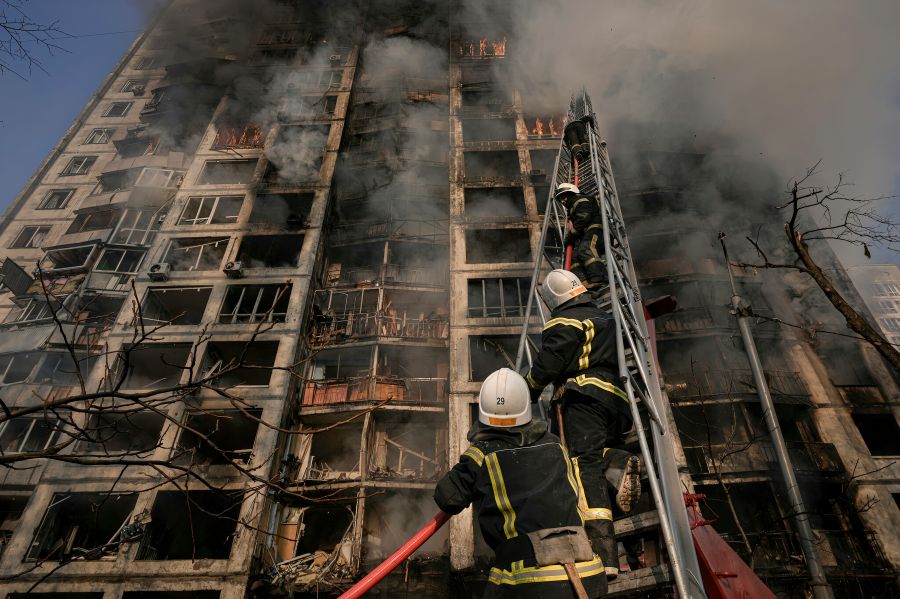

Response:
(532, 118), (544, 136)
(462, 36), (508, 57)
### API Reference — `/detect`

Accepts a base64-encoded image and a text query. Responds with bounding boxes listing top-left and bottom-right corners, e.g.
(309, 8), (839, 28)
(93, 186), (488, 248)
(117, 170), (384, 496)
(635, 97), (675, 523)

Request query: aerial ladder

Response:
(512, 90), (707, 599)
(339, 91), (779, 599)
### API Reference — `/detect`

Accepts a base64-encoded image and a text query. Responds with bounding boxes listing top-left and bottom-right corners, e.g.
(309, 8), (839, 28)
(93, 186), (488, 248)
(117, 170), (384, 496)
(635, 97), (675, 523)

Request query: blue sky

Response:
(0, 0), (164, 208)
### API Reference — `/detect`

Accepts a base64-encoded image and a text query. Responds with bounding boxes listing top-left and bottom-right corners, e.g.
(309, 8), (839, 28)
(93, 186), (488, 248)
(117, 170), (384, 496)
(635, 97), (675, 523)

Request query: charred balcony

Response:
(461, 118), (517, 149)
(462, 150), (521, 185)
(310, 287), (448, 347)
(323, 241), (449, 289)
(249, 192), (314, 231)
(301, 345), (448, 409)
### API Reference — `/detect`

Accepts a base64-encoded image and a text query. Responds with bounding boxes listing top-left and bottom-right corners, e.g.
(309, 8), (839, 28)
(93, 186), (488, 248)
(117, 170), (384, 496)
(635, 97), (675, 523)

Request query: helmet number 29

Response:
(496, 397), (505, 405)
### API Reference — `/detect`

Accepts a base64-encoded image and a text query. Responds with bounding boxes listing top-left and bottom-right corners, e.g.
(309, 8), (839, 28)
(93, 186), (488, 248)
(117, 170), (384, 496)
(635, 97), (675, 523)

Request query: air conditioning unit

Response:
(223, 261), (244, 279)
(148, 262), (171, 281)
(329, 54), (342, 66)
(131, 85), (146, 97)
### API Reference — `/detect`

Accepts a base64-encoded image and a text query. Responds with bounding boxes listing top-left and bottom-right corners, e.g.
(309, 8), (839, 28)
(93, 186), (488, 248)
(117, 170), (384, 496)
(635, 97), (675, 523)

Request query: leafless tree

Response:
(0, 0), (69, 80)
(738, 161), (900, 370)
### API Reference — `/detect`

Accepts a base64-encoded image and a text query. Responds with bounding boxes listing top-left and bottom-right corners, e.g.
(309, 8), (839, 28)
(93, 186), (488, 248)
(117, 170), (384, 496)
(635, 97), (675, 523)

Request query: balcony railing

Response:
(310, 312), (449, 346)
(326, 264), (448, 289)
(682, 441), (842, 476)
(301, 375), (447, 406)
(723, 531), (803, 570)
(665, 369), (808, 400)
(329, 219), (449, 246)
(818, 529), (891, 570)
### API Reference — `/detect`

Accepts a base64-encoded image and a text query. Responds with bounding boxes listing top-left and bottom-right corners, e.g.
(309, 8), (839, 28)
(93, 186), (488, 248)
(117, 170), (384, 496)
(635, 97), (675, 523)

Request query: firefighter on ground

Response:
(555, 183), (607, 292)
(525, 269), (641, 579)
(434, 368), (608, 598)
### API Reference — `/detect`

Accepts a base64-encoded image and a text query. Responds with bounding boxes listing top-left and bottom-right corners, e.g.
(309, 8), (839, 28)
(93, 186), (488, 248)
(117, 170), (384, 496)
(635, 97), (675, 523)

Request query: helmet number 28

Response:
(496, 397), (505, 405)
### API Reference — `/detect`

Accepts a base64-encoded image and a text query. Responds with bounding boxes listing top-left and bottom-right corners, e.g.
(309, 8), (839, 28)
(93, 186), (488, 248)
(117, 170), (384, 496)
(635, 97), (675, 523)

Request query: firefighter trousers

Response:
(569, 231), (607, 289)
(552, 390), (634, 568)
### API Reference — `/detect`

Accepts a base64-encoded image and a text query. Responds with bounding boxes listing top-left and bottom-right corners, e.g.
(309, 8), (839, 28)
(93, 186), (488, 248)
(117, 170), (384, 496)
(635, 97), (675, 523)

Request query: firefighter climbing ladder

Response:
(514, 91), (707, 598)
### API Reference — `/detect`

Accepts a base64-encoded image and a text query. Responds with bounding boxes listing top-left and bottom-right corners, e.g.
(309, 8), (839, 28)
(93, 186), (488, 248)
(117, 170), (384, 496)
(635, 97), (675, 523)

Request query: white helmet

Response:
(555, 183), (580, 199)
(542, 269), (587, 310)
(478, 368), (531, 428)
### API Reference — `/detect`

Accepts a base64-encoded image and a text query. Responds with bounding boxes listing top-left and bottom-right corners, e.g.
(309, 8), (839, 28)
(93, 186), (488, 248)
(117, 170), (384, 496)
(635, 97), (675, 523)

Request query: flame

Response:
(462, 36), (508, 57)
(532, 118), (544, 136)
(530, 115), (566, 137)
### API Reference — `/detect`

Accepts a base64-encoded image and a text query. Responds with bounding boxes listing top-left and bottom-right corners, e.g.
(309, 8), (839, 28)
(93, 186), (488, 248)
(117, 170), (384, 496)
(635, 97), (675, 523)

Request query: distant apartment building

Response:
(849, 264), (900, 347)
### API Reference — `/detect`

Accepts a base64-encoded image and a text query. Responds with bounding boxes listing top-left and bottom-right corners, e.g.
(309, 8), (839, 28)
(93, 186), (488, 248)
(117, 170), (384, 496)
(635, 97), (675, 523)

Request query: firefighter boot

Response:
(585, 519), (618, 579)
(604, 449), (642, 513)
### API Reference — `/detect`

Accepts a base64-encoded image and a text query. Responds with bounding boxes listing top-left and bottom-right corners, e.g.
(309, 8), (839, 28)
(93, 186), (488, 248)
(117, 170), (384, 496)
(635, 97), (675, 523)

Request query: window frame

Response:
(94, 247), (147, 274)
(178, 196), (244, 226)
(0, 416), (62, 453)
(120, 79), (146, 93)
(103, 102), (133, 118)
(218, 284), (292, 324)
(60, 155), (97, 176)
(84, 128), (115, 144)
(9, 225), (50, 249)
(37, 189), (74, 210)
(111, 208), (163, 246)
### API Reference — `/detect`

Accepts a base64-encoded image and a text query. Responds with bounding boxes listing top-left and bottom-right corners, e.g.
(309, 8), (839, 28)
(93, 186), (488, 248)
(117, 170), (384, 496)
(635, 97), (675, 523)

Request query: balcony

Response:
(328, 219), (449, 246)
(665, 369), (809, 401)
(310, 312), (448, 346)
(325, 263), (449, 289)
(683, 441), (842, 476)
(301, 375), (447, 407)
(817, 529), (891, 571)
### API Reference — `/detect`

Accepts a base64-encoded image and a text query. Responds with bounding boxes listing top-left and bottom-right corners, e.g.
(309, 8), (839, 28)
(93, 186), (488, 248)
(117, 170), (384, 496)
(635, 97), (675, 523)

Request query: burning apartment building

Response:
(0, 1), (897, 598)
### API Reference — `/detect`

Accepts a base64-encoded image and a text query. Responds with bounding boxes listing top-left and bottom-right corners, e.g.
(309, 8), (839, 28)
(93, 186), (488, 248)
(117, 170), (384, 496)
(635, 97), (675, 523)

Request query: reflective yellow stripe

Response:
(579, 319), (594, 370)
(586, 223), (603, 230)
(525, 371), (541, 390)
(571, 198), (589, 209)
(561, 448), (583, 525)
(462, 446), (484, 466)
(543, 317), (583, 331)
(572, 458), (613, 522)
(570, 374), (628, 401)
(486, 453), (517, 539)
(488, 557), (605, 585)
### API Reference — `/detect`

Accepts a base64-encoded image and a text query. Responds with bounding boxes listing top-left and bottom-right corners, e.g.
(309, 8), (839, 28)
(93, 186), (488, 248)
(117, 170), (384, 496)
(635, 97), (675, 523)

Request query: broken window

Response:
(465, 228), (531, 263)
(4, 297), (59, 323)
(142, 88), (168, 114)
(197, 159), (258, 185)
(84, 128), (114, 144)
(464, 151), (520, 180)
(464, 187), (525, 219)
(95, 248), (146, 273)
(814, 336), (877, 387)
(369, 420), (446, 480)
(0, 353), (43, 385)
(529, 149), (557, 177)
(9, 225), (50, 249)
(279, 94), (337, 120)
(176, 409), (262, 465)
(218, 284), (291, 324)
(467, 277), (529, 318)
(280, 505), (354, 561)
(469, 335), (527, 381)
(852, 413), (900, 456)
(179, 196), (244, 225)
(203, 340), (279, 387)
(163, 237), (229, 271)
(0, 416), (62, 452)
(136, 167), (182, 188)
(103, 102), (132, 117)
(303, 425), (363, 479)
(141, 287), (212, 326)
(38, 189), (74, 210)
(65, 209), (121, 235)
(363, 491), (448, 561)
(40, 244), (96, 272)
(111, 208), (163, 246)
(27, 492), (138, 560)
(236, 234), (304, 268)
(0, 495), (28, 559)
(250, 193), (313, 228)
(462, 118), (516, 142)
(212, 124), (265, 149)
(96, 169), (140, 193)
(264, 125), (329, 184)
(60, 156), (96, 176)
(137, 490), (241, 560)
(78, 412), (165, 455)
(120, 343), (192, 389)
(115, 135), (159, 158)
(121, 79), (146, 93)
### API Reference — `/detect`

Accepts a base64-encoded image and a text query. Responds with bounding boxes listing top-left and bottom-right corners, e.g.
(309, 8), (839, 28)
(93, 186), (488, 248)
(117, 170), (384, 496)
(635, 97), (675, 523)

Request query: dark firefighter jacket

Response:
(434, 420), (606, 593)
(564, 195), (602, 245)
(525, 295), (625, 403)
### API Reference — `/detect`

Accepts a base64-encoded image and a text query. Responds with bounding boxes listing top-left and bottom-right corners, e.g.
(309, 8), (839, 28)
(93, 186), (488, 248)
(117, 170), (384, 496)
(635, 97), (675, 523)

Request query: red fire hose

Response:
(338, 511), (452, 598)
(564, 157), (579, 271)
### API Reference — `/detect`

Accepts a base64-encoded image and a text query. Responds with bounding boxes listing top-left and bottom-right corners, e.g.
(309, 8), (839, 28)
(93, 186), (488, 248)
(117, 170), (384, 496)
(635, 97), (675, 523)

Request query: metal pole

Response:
(718, 234), (834, 599)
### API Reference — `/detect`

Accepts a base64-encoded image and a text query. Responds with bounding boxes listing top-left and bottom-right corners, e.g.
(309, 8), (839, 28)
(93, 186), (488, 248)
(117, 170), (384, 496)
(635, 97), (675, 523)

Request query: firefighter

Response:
(434, 368), (607, 598)
(524, 269), (641, 579)
(555, 183), (607, 293)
